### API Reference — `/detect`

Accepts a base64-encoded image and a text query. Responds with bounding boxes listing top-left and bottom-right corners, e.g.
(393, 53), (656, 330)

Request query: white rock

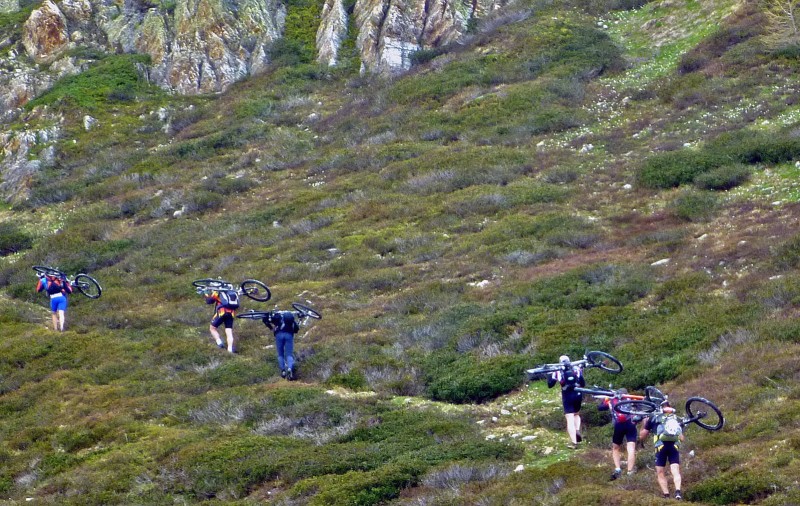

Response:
(543, 446), (554, 455)
(650, 258), (670, 266)
(514, 464), (525, 472)
(521, 435), (536, 442)
(83, 115), (98, 131)
(486, 434), (497, 440)
(500, 409), (511, 416)
(697, 234), (708, 241)
(623, 183), (632, 190)
(491, 416), (498, 423)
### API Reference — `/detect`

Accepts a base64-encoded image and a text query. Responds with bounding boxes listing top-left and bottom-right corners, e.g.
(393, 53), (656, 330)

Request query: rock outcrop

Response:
(2, 0), (511, 117)
(0, 112), (62, 204)
(324, 0), (511, 74)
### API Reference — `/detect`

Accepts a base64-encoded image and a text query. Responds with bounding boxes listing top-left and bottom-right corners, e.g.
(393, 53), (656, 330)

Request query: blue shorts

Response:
(50, 295), (67, 312)
(654, 442), (680, 466)
(562, 391), (583, 414)
(211, 312), (234, 329)
(612, 420), (638, 445)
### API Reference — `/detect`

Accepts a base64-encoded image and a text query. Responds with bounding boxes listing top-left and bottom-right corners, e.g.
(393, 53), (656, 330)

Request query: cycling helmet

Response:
(559, 355), (570, 364)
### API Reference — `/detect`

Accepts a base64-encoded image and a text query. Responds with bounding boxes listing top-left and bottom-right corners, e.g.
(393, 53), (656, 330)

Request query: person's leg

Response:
(225, 328), (235, 353)
(57, 310), (66, 331)
(574, 412), (582, 440)
(612, 443), (622, 469)
(285, 336), (294, 375)
(275, 334), (286, 372)
(209, 324), (224, 347)
(625, 441), (637, 473)
(564, 413), (578, 444)
(51, 312), (58, 331)
(670, 463), (682, 493)
(655, 466), (670, 495)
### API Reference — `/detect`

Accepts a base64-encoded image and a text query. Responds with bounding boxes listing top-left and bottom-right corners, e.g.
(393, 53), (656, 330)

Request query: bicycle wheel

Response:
(574, 387), (615, 397)
(614, 400), (658, 416)
(685, 397), (724, 431)
(192, 278), (233, 290)
(645, 386), (667, 405)
(74, 274), (102, 299)
(236, 310), (273, 320)
(292, 303), (321, 320)
(586, 351), (623, 374)
(32, 265), (65, 277)
(241, 279), (271, 302)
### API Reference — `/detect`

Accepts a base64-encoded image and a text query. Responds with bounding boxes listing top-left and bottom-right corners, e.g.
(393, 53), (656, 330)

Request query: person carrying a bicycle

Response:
(203, 289), (237, 353)
(598, 388), (640, 480)
(547, 355), (586, 448)
(263, 310), (300, 380)
(639, 401), (685, 501)
(36, 271), (73, 331)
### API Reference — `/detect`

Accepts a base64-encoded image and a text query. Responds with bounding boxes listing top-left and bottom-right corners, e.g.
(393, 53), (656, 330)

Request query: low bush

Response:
(0, 223), (33, 256)
(668, 189), (718, 222)
(527, 264), (653, 310)
(425, 354), (528, 403)
(687, 468), (780, 504)
(773, 233), (800, 269)
(693, 164), (750, 190)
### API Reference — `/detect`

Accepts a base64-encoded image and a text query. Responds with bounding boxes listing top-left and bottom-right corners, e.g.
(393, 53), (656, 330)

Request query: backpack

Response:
(218, 290), (240, 310)
(275, 311), (298, 333)
(657, 413), (683, 442)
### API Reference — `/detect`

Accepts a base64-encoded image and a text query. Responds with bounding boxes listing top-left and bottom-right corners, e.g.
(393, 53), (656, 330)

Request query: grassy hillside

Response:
(3, 0), (800, 503)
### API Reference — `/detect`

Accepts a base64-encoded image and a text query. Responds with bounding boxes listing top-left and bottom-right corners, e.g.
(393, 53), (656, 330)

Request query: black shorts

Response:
(562, 391), (583, 414)
(211, 312), (234, 329)
(612, 420), (638, 445)
(654, 442), (680, 466)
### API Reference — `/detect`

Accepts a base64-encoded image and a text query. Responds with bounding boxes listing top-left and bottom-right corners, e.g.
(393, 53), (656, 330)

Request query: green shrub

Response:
(0, 223), (33, 255)
(668, 189), (718, 222)
(693, 164), (750, 190)
(425, 354), (528, 404)
(26, 54), (157, 110)
(687, 469), (779, 504)
(774, 233), (800, 269)
(185, 190), (224, 214)
(527, 264), (653, 310)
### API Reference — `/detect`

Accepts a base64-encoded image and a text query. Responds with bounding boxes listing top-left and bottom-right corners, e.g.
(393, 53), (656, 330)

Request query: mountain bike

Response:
(192, 278), (271, 302)
(613, 396), (724, 431)
(33, 265), (102, 299)
(236, 302), (323, 325)
(526, 351), (623, 380)
(574, 385), (646, 401)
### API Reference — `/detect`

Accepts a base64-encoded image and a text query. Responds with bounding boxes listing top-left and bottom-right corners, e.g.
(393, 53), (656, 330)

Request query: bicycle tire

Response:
(685, 397), (724, 431)
(32, 265), (66, 277)
(585, 351), (623, 374)
(645, 386), (667, 405)
(574, 387), (615, 397)
(241, 279), (271, 302)
(292, 303), (321, 320)
(236, 310), (273, 320)
(74, 274), (102, 299)
(526, 364), (561, 376)
(614, 399), (658, 416)
(192, 278), (234, 290)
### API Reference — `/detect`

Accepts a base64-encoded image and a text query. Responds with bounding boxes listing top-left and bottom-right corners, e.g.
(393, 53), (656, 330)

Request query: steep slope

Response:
(3, 0), (800, 503)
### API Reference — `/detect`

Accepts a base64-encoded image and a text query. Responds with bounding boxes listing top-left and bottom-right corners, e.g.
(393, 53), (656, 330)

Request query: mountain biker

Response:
(598, 388), (640, 480)
(263, 310), (300, 380)
(547, 355), (586, 448)
(639, 401), (685, 501)
(36, 272), (73, 331)
(203, 289), (237, 353)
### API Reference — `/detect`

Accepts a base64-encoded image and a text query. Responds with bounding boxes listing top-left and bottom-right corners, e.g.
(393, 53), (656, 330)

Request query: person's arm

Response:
(36, 277), (45, 292)
(63, 279), (73, 294)
(205, 291), (218, 305)
(598, 397), (610, 411)
(547, 371), (558, 388)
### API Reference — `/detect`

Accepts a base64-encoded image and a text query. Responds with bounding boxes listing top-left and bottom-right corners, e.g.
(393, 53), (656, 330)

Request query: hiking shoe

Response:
(675, 491), (682, 501)
(610, 469), (621, 481)
(281, 369), (287, 379)
(286, 369), (294, 381)
(576, 433), (582, 443)
(566, 442), (578, 450)
(216, 342), (225, 349)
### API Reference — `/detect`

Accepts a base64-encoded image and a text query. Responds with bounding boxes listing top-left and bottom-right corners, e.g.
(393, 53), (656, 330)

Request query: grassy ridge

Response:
(3, 0), (800, 503)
